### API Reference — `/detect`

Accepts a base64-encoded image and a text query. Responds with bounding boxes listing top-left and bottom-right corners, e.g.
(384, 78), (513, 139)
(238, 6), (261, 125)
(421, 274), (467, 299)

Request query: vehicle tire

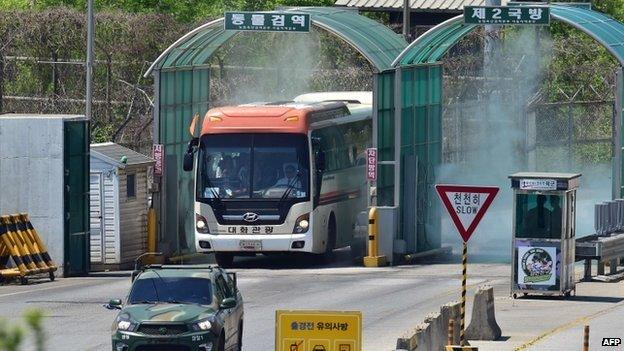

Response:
(217, 332), (226, 351)
(321, 214), (337, 263)
(20, 276), (28, 285)
(237, 321), (243, 351)
(215, 253), (234, 268)
(49, 272), (55, 281)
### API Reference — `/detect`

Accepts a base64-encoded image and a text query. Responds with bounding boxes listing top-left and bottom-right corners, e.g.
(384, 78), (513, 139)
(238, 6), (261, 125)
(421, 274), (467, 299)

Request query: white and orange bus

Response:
(183, 92), (372, 266)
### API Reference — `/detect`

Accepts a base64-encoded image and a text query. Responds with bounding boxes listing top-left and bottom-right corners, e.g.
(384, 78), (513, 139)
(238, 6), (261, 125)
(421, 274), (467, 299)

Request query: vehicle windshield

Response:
(197, 133), (310, 200)
(128, 276), (212, 305)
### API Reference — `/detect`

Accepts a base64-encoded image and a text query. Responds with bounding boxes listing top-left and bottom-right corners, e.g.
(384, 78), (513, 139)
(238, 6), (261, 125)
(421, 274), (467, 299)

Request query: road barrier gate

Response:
(0, 214), (57, 285)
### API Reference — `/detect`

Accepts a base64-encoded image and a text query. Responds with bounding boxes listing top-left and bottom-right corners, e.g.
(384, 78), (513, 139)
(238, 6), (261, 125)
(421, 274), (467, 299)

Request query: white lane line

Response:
(0, 281), (93, 298)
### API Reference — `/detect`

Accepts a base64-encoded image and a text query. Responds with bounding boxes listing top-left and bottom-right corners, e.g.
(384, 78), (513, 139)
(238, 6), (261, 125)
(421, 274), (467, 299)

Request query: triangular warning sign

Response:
(435, 184), (499, 242)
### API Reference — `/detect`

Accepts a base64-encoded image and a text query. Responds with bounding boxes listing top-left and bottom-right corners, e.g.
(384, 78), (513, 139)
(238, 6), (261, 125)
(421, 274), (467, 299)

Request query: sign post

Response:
(435, 184), (499, 346)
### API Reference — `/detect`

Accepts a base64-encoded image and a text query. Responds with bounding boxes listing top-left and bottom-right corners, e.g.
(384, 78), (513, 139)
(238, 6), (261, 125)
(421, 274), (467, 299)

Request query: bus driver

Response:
(274, 164), (302, 189)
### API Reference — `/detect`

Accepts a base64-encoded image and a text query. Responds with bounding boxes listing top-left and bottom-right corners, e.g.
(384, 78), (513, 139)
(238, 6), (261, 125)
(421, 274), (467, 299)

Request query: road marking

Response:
(514, 299), (624, 350)
(0, 281), (93, 298)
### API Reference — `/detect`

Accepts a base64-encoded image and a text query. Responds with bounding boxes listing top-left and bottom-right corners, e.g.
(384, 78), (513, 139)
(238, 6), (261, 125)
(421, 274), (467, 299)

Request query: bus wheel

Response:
(215, 253), (234, 268)
(322, 215), (337, 261)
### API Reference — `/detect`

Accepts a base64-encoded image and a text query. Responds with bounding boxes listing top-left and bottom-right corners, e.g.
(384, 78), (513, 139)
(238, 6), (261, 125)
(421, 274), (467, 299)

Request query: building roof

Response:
(334, 0), (492, 13)
(509, 172), (582, 180)
(91, 142), (154, 169)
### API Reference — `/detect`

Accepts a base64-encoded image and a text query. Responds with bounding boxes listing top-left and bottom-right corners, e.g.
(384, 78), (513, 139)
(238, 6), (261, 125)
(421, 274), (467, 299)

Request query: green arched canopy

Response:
(147, 7), (408, 255)
(146, 7), (408, 76)
(376, 4), (624, 254)
(393, 4), (624, 66)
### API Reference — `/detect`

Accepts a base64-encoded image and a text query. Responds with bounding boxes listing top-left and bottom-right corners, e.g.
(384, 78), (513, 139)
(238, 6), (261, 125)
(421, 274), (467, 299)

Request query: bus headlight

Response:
(196, 214), (210, 234)
(293, 213), (310, 234)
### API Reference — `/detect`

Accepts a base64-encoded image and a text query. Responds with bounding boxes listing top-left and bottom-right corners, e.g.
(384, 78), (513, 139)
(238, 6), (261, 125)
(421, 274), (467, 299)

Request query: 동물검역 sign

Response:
(435, 184), (500, 242)
(464, 6), (550, 25)
(225, 12), (310, 32)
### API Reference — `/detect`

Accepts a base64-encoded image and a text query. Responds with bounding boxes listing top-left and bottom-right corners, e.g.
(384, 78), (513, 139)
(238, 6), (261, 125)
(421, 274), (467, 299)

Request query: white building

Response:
(90, 142), (154, 271)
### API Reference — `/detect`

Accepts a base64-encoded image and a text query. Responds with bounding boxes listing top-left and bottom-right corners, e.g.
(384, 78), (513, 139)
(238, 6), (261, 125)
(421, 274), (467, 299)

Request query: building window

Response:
(127, 174), (136, 199)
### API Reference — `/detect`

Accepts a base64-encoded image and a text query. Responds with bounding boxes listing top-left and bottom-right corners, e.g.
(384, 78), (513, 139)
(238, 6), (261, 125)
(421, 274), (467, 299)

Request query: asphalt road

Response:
(0, 251), (506, 351)
(1, 252), (622, 351)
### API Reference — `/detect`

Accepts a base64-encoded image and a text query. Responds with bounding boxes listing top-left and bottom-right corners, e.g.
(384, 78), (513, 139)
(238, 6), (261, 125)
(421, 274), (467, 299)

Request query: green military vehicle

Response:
(106, 264), (243, 351)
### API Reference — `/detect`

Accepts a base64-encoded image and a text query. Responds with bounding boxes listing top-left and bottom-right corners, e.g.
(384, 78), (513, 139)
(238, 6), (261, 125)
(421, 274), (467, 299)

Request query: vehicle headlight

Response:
(113, 316), (137, 332)
(192, 319), (213, 331)
(293, 213), (310, 234)
(118, 320), (132, 330)
(196, 214), (210, 234)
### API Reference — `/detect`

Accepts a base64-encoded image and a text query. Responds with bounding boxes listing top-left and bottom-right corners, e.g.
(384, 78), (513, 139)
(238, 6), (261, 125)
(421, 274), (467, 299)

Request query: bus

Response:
(183, 92), (372, 266)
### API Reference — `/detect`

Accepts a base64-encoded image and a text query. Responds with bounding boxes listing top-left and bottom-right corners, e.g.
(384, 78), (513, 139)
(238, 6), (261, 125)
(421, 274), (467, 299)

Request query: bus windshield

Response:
(197, 133), (310, 200)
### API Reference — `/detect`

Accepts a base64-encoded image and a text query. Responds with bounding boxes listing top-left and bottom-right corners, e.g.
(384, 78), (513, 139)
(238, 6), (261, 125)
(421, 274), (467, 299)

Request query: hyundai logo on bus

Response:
(243, 212), (259, 222)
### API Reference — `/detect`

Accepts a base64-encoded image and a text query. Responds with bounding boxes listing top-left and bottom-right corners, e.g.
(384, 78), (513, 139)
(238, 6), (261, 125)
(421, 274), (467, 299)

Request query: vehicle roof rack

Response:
(142, 264), (214, 271)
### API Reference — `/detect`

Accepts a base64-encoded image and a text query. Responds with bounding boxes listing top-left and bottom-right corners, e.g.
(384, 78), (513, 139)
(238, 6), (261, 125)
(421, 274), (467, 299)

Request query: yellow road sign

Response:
(276, 310), (362, 351)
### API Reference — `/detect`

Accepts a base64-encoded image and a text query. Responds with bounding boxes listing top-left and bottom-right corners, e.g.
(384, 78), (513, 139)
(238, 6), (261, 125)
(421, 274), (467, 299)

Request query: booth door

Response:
(89, 172), (105, 264)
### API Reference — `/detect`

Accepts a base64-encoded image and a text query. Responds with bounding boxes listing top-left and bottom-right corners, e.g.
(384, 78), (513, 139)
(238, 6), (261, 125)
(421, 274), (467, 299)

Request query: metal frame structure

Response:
(377, 4), (624, 254)
(145, 7), (407, 254)
(147, 4), (624, 256)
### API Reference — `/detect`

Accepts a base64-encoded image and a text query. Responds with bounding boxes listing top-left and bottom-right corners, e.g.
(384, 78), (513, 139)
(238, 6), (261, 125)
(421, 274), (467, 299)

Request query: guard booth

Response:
(509, 172), (581, 298)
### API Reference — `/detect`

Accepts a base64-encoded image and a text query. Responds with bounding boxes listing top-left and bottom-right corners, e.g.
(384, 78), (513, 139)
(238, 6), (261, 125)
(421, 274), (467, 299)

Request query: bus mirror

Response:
(183, 153), (194, 172)
(183, 138), (199, 172)
(316, 151), (326, 172)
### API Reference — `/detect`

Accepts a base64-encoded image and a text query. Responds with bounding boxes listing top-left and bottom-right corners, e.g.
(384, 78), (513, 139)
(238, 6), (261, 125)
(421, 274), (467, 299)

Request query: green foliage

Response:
(593, 0), (624, 22)
(92, 121), (116, 143)
(0, 309), (44, 351)
(1, 0), (335, 23)
(23, 310), (44, 351)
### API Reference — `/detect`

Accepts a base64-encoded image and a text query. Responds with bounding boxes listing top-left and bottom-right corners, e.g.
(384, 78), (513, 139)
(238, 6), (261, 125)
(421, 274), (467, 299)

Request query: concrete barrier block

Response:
(466, 285), (502, 340)
(396, 301), (463, 351)
(441, 301), (462, 345)
(396, 328), (418, 351)
(424, 311), (444, 351)
(396, 323), (430, 351)
(415, 322), (432, 350)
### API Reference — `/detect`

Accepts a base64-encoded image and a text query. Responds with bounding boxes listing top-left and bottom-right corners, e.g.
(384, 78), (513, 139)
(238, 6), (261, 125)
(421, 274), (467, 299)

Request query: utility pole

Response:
(402, 0), (411, 42)
(86, 0), (94, 120)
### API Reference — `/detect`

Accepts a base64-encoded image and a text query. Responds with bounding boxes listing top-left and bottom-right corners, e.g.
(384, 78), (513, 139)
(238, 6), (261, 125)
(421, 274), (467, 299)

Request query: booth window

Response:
(127, 173), (136, 199)
(515, 194), (563, 239)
